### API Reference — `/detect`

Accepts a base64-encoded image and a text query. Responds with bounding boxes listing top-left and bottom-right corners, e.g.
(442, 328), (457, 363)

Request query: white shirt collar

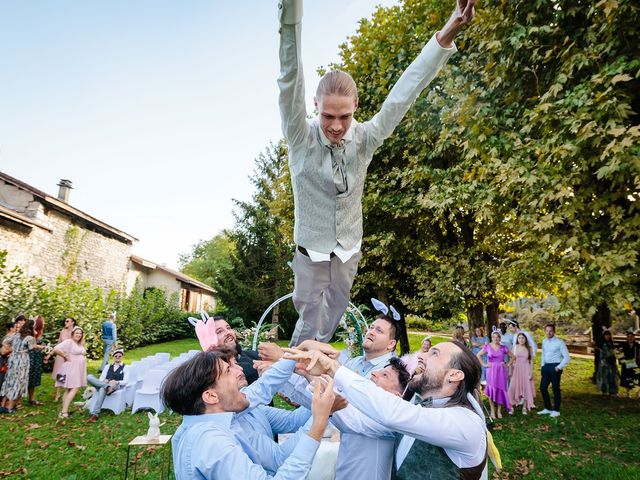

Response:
(317, 122), (355, 147)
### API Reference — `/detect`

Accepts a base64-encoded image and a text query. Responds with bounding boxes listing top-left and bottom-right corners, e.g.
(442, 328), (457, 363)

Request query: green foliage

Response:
(0, 250), (193, 358)
(329, 0), (639, 329)
(404, 313), (449, 332)
(178, 232), (235, 288)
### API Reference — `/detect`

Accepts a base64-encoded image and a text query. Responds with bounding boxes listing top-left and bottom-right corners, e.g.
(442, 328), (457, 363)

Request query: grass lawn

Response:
(0, 335), (638, 479)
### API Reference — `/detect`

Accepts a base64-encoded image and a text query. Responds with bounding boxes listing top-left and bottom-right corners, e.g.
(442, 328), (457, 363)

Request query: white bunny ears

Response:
(371, 298), (400, 321)
(188, 310), (219, 351)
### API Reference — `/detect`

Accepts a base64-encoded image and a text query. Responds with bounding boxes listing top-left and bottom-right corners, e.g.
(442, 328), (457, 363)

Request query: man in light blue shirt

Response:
(162, 350), (335, 480)
(538, 324), (570, 418)
(214, 346), (313, 475)
(291, 314), (410, 480)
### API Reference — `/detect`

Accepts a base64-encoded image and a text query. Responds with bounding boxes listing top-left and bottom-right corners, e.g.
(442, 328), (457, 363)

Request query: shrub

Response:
(0, 250), (195, 358)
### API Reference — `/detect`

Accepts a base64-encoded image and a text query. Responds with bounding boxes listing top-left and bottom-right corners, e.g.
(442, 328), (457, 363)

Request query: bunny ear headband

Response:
(602, 326), (611, 333)
(188, 310), (218, 351)
(371, 298), (401, 321)
(492, 325), (500, 334)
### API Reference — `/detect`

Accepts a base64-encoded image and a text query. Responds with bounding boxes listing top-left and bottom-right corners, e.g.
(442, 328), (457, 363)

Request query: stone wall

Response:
(0, 181), (132, 290)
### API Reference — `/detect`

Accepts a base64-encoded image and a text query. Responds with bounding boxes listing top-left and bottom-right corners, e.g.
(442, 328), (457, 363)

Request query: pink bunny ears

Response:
(188, 311), (218, 351)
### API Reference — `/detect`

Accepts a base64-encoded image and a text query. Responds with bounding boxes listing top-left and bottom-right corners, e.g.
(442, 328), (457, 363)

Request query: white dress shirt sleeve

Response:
(558, 340), (571, 370)
(334, 366), (486, 466)
(278, 0), (311, 149)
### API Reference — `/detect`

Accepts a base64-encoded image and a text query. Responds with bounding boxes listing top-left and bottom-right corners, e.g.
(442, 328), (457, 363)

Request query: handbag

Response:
(56, 373), (66, 383)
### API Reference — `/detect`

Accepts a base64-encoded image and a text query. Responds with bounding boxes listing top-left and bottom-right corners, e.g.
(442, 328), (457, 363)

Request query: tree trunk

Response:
(485, 301), (499, 336)
(591, 302), (611, 381)
(467, 304), (484, 333)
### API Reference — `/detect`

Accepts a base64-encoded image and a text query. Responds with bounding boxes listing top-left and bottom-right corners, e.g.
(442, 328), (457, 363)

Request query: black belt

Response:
(297, 246), (336, 258)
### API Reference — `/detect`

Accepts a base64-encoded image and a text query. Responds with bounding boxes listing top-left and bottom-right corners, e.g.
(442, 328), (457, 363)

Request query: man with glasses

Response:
(87, 348), (129, 422)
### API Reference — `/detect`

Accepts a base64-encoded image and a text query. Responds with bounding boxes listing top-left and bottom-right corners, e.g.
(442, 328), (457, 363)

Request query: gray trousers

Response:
(99, 341), (114, 372)
(289, 249), (361, 346)
(87, 374), (120, 415)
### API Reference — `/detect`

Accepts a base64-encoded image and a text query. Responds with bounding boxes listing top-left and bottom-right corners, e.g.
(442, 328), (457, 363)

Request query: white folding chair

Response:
(154, 352), (171, 363)
(131, 368), (166, 414)
(100, 386), (127, 415)
(124, 364), (139, 407)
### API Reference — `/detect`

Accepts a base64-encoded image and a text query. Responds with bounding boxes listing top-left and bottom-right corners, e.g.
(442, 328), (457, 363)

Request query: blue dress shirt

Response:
(172, 358), (319, 479)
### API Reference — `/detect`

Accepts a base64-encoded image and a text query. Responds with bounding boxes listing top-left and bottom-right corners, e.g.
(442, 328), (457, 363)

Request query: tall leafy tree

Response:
(179, 233), (235, 289)
(333, 0), (639, 332)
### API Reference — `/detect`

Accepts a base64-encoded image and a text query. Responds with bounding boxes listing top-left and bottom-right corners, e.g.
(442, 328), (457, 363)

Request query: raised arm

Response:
(278, 0), (310, 147)
(242, 358), (297, 408)
(363, 0), (475, 156)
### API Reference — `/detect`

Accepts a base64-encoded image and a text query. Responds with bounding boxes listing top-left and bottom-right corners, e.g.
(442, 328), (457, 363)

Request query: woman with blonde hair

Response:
(51, 326), (87, 418)
(49, 317), (76, 402)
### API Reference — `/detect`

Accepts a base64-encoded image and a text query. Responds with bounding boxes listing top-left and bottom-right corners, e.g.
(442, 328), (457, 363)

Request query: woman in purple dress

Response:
(477, 330), (514, 419)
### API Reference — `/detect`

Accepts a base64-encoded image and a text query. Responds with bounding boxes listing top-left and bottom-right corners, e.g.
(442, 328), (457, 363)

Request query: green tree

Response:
(211, 142), (297, 335)
(179, 232), (235, 288)
(331, 0), (639, 334)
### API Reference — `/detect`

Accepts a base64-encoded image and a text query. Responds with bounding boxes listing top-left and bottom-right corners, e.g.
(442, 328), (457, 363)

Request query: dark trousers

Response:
(540, 363), (562, 411)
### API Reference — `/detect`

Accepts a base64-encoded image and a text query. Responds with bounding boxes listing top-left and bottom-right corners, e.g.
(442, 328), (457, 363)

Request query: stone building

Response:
(128, 255), (216, 312)
(0, 172), (135, 288)
(0, 171), (216, 311)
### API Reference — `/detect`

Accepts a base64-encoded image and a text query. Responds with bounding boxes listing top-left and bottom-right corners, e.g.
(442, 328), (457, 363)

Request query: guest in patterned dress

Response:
(477, 331), (514, 419)
(52, 326), (87, 419)
(28, 315), (46, 405)
(0, 337), (12, 397)
(0, 319), (43, 413)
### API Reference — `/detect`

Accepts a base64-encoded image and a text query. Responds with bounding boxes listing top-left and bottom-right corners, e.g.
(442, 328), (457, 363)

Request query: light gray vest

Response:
(289, 121), (368, 253)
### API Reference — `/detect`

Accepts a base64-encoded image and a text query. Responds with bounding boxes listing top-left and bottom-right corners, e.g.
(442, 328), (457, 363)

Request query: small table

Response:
(124, 434), (172, 480)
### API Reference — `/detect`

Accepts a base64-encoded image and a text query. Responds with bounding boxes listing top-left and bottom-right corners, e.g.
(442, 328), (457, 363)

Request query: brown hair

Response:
(316, 70), (358, 104)
(447, 340), (482, 409)
(161, 351), (224, 415)
(377, 314), (410, 357)
(19, 319), (35, 338)
(517, 332), (532, 361)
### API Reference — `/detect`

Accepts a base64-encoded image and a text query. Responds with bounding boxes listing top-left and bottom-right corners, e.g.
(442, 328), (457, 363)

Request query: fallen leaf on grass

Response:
(514, 459), (535, 476)
(67, 440), (87, 451)
(0, 467), (27, 478)
(27, 423), (41, 430)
